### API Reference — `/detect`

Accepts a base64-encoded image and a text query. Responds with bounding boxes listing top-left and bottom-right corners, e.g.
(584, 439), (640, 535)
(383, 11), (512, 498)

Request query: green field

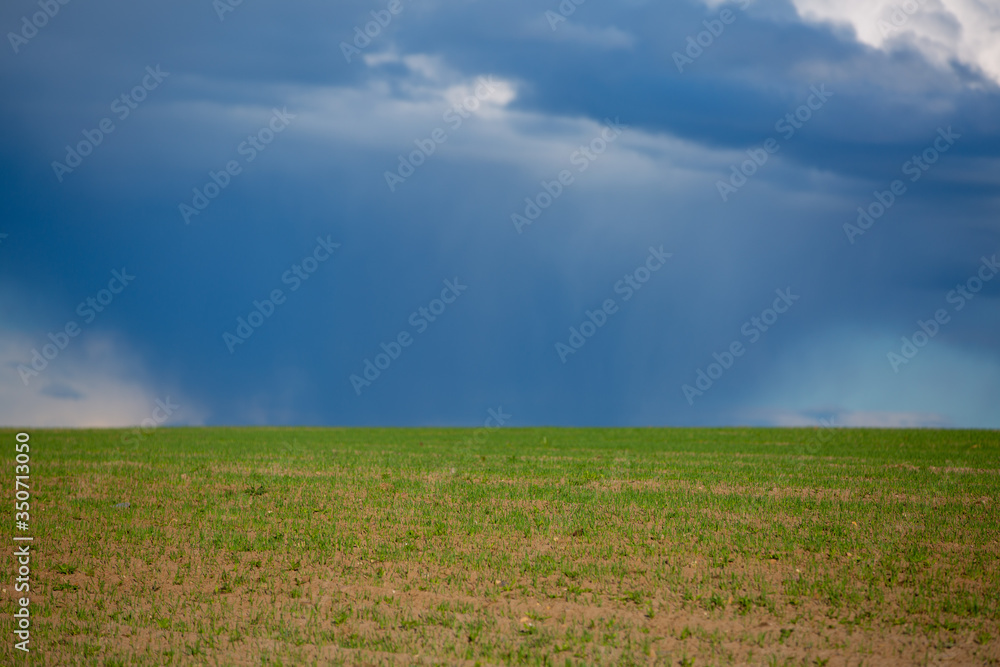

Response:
(2, 427), (998, 665)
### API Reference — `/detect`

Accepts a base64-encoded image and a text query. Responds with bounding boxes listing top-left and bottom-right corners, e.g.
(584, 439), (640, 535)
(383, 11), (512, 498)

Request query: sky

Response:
(0, 0), (998, 429)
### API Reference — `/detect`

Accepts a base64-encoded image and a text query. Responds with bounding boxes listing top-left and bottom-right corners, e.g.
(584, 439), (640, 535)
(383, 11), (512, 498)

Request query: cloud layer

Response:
(0, 0), (997, 429)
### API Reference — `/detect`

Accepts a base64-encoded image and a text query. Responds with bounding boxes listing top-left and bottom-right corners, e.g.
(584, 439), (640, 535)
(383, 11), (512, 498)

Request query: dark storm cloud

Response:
(0, 0), (997, 427)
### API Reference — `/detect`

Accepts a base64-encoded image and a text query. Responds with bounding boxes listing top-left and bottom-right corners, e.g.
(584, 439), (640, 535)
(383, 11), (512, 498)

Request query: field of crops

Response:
(1, 427), (998, 665)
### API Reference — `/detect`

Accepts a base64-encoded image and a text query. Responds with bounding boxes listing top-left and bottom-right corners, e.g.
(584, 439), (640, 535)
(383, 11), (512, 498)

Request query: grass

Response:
(1, 426), (998, 665)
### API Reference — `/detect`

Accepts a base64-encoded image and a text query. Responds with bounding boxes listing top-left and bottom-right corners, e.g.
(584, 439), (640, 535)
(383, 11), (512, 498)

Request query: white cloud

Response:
(282, 57), (742, 192)
(0, 330), (206, 428)
(787, 0), (1000, 86)
(743, 326), (1000, 429)
(538, 22), (636, 50)
(750, 408), (952, 428)
(520, 9), (636, 51)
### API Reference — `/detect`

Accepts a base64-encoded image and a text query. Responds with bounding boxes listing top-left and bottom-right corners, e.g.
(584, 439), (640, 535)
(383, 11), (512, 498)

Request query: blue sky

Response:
(1, 0), (998, 428)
